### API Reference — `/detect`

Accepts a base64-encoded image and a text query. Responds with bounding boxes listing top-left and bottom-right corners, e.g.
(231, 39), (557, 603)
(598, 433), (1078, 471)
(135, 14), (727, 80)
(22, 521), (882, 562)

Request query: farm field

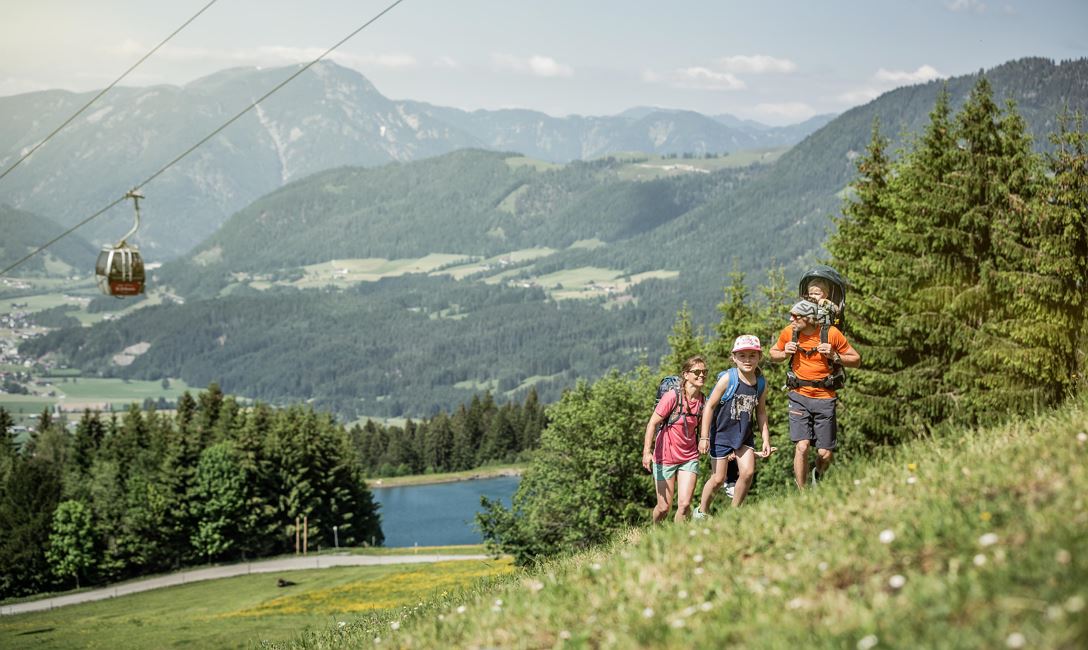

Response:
(0, 376), (193, 429)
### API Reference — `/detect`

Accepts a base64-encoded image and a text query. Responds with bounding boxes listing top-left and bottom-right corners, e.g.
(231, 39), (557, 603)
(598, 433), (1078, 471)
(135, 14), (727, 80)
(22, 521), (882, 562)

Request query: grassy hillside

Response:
(0, 555), (513, 649)
(294, 397), (1088, 648)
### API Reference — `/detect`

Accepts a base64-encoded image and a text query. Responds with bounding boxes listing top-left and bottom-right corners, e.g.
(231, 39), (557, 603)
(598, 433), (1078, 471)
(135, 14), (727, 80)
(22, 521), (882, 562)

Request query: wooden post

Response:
(303, 516), (308, 555)
(295, 516), (300, 555)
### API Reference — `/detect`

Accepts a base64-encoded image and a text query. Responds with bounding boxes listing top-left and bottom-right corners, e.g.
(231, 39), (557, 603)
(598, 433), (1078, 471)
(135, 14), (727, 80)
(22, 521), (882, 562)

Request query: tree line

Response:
(480, 77), (1088, 565)
(350, 389), (547, 477)
(0, 380), (550, 598)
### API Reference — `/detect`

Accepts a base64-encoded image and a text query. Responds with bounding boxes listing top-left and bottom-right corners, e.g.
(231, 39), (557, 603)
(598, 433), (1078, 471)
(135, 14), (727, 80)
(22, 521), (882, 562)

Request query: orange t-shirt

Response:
(774, 324), (855, 399)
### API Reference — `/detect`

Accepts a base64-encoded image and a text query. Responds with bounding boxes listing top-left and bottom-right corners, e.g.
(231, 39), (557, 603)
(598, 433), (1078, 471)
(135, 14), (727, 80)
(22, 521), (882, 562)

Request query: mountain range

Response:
(0, 62), (831, 258)
(9, 56), (1088, 418)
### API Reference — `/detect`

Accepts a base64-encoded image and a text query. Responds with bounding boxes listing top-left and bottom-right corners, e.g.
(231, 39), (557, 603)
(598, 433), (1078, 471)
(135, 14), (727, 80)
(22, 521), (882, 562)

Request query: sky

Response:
(1, 0), (1086, 126)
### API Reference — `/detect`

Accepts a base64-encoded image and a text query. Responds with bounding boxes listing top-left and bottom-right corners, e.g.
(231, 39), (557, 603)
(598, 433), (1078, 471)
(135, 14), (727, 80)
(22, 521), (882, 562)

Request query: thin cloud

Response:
(433, 55), (459, 69)
(111, 41), (417, 69)
(673, 67), (746, 90)
(717, 54), (797, 74)
(947, 0), (987, 12)
(837, 88), (882, 104)
(0, 77), (50, 96)
(875, 64), (945, 84)
(754, 102), (815, 120)
(491, 53), (574, 78)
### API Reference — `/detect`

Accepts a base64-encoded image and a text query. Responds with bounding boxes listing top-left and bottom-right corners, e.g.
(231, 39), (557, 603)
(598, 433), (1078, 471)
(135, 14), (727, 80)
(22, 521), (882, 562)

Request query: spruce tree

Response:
(829, 118), (910, 444)
(663, 302), (706, 375)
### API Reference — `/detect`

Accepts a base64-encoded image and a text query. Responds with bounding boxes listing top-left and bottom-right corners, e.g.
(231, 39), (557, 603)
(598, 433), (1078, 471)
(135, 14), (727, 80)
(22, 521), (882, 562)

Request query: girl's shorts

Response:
(653, 459), (699, 481)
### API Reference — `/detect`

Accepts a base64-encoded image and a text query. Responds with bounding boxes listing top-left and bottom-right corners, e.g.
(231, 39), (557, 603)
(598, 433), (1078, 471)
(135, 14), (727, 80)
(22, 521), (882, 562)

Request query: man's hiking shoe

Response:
(812, 467), (823, 484)
(724, 482), (736, 499)
(692, 506), (708, 520)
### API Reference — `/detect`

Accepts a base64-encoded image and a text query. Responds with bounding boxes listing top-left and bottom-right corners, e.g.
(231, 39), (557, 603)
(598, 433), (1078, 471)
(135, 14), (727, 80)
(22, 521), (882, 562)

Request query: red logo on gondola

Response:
(110, 281), (144, 296)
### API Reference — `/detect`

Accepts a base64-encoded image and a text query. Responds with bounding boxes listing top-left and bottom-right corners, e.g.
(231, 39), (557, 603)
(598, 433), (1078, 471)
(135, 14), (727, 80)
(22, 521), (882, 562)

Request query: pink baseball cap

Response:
(732, 335), (762, 353)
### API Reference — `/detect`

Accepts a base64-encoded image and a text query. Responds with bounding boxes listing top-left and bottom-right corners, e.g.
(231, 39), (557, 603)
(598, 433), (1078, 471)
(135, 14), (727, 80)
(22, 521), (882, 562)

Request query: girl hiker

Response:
(642, 355), (707, 523)
(693, 335), (772, 517)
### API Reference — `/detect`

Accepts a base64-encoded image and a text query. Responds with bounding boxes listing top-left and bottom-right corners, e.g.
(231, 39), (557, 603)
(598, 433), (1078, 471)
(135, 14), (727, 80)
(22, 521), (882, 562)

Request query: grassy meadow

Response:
(0, 556), (513, 649)
(291, 396), (1088, 649)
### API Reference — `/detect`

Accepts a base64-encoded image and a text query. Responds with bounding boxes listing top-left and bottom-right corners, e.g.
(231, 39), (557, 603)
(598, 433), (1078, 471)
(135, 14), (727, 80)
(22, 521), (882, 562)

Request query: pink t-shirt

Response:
(653, 389), (704, 464)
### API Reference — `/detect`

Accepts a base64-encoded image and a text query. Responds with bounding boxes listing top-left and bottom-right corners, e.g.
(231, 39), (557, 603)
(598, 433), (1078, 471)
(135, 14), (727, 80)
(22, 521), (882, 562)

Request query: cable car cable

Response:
(0, 0), (408, 279)
(0, 0), (220, 184)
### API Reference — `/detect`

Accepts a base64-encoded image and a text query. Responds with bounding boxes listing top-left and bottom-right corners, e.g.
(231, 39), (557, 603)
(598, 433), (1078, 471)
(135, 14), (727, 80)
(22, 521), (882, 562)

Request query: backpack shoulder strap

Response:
(719, 367), (740, 405)
(756, 374), (766, 398)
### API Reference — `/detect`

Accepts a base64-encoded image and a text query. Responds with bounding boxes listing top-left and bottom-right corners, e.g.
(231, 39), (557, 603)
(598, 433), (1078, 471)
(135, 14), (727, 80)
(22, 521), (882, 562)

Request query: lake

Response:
(370, 475), (520, 547)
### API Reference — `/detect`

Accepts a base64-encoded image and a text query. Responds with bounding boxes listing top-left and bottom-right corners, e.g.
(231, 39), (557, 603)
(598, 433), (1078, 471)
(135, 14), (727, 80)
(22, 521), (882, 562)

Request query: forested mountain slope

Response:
(582, 57), (1088, 315)
(162, 149), (746, 296)
(0, 204), (97, 276)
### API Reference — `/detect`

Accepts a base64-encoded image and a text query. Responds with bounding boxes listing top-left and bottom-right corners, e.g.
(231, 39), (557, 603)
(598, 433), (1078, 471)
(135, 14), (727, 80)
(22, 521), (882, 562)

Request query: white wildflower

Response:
(338, 621), (347, 629)
(973, 554), (987, 567)
(694, 567), (705, 575)
(906, 476), (917, 485)
(559, 630), (572, 640)
(888, 574), (906, 590)
(677, 590), (688, 599)
(670, 618), (685, 628)
(689, 529), (697, 537)
(1077, 431), (1087, 444)
(390, 621), (400, 631)
(1066, 595), (1085, 613)
(699, 601), (713, 612)
(879, 529), (896, 544)
(1055, 549), (1071, 565)
(457, 605), (467, 614)
(693, 554), (704, 564)
(590, 563), (601, 571)
(854, 479), (862, 486)
(527, 579), (544, 592)
(1006, 632), (1026, 648)
(787, 597), (805, 609)
(642, 607), (655, 618)
(818, 562), (829, 572)
(978, 533), (999, 547)
(857, 634), (879, 650)
(1046, 605), (1064, 621)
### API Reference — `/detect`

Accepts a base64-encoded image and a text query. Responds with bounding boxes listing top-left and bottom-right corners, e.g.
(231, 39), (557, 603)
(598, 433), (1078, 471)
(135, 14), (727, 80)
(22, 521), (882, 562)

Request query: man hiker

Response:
(769, 300), (860, 488)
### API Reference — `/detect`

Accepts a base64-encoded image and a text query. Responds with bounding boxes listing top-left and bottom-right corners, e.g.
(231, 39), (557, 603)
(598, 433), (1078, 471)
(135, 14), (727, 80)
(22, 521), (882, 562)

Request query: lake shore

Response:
(366, 464), (525, 489)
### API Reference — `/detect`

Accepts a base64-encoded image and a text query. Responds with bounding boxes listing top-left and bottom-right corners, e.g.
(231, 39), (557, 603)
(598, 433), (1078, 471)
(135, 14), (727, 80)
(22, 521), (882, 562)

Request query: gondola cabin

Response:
(95, 244), (145, 296)
(95, 189), (148, 297)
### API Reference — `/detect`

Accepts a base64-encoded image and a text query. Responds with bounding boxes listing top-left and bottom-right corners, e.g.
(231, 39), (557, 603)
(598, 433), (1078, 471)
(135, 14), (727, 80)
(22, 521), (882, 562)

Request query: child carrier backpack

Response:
(788, 265), (849, 391)
(798, 264), (848, 333)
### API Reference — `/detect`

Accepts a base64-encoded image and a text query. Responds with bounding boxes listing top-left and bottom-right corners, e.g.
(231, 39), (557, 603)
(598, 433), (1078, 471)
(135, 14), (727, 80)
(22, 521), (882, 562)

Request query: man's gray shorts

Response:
(787, 392), (837, 450)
